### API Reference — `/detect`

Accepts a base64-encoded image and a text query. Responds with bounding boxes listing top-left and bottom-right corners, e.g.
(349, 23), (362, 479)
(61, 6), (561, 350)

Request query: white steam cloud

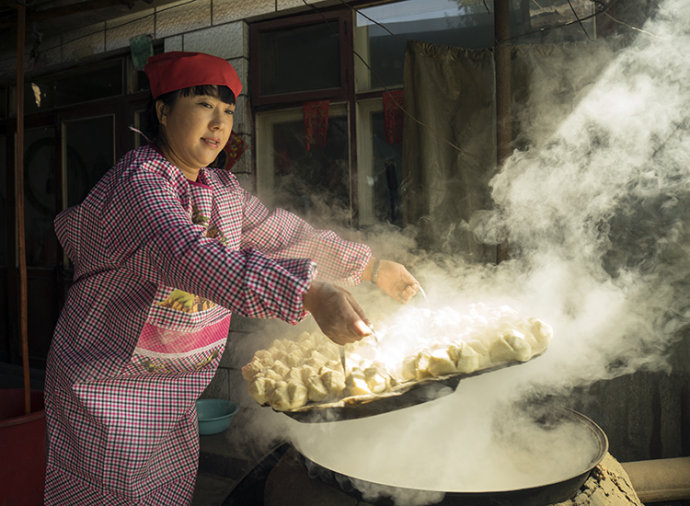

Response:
(230, 2), (690, 504)
(478, 0), (690, 388)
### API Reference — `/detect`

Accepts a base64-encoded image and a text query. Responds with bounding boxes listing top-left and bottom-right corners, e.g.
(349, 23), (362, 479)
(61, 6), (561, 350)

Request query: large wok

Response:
(289, 403), (608, 506)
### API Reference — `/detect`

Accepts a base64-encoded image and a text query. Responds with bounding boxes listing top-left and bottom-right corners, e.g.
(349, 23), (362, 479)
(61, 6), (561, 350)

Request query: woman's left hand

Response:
(370, 259), (421, 304)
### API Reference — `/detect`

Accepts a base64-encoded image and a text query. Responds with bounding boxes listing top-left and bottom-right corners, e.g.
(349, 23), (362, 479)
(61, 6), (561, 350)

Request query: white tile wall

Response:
(106, 10), (156, 53)
(156, 0), (212, 40)
(233, 155), (255, 182)
(277, 0), (339, 14)
(182, 22), (247, 60)
(212, 0), (276, 24)
(0, 0), (334, 198)
(277, 0), (312, 12)
(2, 0), (336, 81)
(164, 35), (184, 52)
(228, 56), (249, 97)
(232, 91), (250, 130)
(32, 35), (62, 70)
(61, 23), (105, 62)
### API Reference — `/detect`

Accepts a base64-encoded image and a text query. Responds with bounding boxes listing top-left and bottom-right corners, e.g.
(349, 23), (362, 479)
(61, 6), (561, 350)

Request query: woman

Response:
(44, 51), (420, 504)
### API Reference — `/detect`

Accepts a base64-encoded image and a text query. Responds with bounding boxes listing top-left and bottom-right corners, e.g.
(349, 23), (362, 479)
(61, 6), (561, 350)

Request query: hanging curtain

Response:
(510, 41), (619, 152)
(220, 131), (247, 170)
(401, 36), (690, 463)
(401, 39), (618, 260)
(401, 40), (496, 261)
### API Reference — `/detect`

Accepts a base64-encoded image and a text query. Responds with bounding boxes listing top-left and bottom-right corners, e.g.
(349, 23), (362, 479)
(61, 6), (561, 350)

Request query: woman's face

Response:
(157, 90), (235, 178)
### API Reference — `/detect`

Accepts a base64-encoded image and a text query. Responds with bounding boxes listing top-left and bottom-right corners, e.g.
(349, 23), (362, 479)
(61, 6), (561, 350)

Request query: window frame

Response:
(250, 6), (412, 228)
(0, 50), (152, 367)
(250, 9), (354, 108)
(254, 102), (351, 209)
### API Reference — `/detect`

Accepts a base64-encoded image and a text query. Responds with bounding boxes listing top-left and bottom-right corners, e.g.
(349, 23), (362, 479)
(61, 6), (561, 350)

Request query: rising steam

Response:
(479, 0), (690, 387)
(231, 2), (690, 504)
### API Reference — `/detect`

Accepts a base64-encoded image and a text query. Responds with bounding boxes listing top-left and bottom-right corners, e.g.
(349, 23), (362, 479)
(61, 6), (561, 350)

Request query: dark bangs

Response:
(178, 84), (236, 105)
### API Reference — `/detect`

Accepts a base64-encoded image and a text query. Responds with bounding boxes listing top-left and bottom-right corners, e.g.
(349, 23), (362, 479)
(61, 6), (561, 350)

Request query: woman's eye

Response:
(225, 109), (235, 116)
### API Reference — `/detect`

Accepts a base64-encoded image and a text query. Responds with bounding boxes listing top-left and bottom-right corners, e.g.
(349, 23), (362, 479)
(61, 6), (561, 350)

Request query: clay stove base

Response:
(553, 453), (642, 506)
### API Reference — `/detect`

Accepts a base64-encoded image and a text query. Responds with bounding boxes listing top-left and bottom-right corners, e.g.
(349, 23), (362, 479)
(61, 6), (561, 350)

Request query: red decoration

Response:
(382, 90), (405, 145)
(303, 100), (330, 151)
(222, 131), (247, 170)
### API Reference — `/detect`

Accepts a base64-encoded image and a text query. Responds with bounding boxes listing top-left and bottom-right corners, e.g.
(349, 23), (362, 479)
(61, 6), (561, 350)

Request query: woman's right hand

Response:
(302, 281), (372, 345)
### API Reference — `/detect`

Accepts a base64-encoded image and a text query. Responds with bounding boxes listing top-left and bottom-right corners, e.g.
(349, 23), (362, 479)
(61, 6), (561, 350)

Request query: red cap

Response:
(144, 51), (242, 100)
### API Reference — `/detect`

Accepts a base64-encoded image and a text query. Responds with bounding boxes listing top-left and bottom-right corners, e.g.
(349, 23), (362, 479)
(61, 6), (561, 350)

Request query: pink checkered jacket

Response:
(44, 143), (371, 504)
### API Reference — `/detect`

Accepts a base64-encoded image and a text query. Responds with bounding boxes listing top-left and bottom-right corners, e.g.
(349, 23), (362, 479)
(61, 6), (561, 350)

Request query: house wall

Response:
(4, 0), (686, 464)
(0, 0), (351, 402)
(0, 0), (342, 181)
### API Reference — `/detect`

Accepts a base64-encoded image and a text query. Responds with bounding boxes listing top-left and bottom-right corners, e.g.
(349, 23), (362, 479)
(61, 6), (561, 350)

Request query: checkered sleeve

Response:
(100, 163), (314, 324)
(238, 190), (372, 285)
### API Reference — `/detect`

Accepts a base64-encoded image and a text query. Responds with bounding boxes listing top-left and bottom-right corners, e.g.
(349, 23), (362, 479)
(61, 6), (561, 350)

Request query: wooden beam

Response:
(494, 0), (512, 165)
(494, 0), (512, 263)
(15, 1), (30, 415)
(28, 0), (143, 21)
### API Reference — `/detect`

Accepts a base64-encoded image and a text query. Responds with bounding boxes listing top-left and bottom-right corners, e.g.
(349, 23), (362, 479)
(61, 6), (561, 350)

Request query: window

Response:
(251, 5), (410, 228)
(24, 59), (124, 114)
(0, 51), (150, 365)
(356, 99), (403, 227)
(259, 21), (341, 96)
(251, 11), (351, 106)
(355, 0), (496, 91)
(0, 132), (6, 266)
(132, 108), (149, 148)
(23, 125), (58, 267)
(62, 115), (115, 208)
(251, 0), (595, 230)
(256, 104), (351, 226)
(0, 89), (8, 119)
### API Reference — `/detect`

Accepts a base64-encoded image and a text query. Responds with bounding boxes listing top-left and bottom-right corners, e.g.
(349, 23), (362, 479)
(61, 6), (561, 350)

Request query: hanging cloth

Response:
(382, 90), (405, 144)
(401, 41), (496, 260)
(221, 131), (247, 170)
(303, 100), (330, 151)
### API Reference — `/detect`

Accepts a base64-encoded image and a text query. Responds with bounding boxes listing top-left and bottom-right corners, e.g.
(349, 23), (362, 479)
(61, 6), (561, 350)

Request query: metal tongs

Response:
(339, 346), (347, 373)
(338, 284), (426, 372)
(339, 322), (382, 372)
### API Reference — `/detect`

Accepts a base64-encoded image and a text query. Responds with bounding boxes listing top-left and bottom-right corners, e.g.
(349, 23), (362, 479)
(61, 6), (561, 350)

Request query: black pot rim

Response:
(297, 407), (608, 506)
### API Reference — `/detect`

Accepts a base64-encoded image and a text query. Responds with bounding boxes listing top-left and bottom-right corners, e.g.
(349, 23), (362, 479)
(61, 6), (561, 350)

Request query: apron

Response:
(45, 181), (230, 505)
(44, 144), (370, 504)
